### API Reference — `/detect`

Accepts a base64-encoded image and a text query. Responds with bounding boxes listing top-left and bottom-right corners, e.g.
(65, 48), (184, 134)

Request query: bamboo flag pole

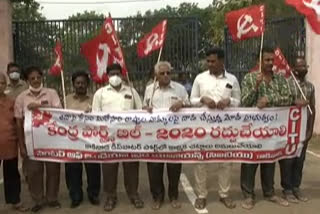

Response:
(60, 70), (67, 109)
(149, 46), (163, 107)
(259, 32), (264, 73)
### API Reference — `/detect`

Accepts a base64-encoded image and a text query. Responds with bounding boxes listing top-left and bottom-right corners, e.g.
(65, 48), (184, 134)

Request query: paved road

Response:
(1, 150), (320, 214)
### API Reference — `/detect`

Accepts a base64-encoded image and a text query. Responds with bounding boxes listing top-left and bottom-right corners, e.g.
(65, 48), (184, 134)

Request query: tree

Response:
(11, 0), (45, 21)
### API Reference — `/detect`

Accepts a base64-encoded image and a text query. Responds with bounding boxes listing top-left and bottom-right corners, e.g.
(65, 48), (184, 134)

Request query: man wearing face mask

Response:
(14, 66), (62, 213)
(65, 71), (101, 208)
(92, 63), (143, 212)
(190, 48), (241, 210)
(6, 62), (28, 99)
(279, 56), (315, 203)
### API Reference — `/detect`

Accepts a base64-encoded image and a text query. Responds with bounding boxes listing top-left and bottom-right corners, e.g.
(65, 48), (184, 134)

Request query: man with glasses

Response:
(143, 61), (189, 210)
(279, 56), (315, 203)
(190, 48), (241, 210)
(92, 63), (144, 212)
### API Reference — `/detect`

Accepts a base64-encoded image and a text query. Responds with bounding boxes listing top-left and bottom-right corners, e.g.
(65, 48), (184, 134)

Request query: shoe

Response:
(241, 198), (254, 210)
(31, 204), (43, 213)
(47, 201), (61, 209)
(194, 198), (206, 210)
(170, 199), (181, 209)
(104, 198), (117, 212)
(283, 193), (299, 203)
(293, 190), (309, 202)
(12, 202), (29, 212)
(265, 195), (289, 207)
(130, 197), (144, 209)
(220, 197), (236, 209)
(70, 200), (82, 208)
(88, 196), (100, 205)
(151, 200), (162, 210)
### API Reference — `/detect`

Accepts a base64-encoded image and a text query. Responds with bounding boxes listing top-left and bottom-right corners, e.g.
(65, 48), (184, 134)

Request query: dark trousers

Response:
(279, 144), (308, 193)
(147, 162), (182, 201)
(102, 162), (139, 200)
(65, 163), (101, 202)
(240, 163), (275, 199)
(0, 158), (21, 204)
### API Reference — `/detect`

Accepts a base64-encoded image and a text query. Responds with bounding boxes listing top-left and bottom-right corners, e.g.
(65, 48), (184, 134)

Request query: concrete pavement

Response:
(1, 150), (320, 214)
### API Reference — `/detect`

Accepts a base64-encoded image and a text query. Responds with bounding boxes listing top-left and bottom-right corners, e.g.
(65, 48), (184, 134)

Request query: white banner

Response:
(24, 107), (307, 163)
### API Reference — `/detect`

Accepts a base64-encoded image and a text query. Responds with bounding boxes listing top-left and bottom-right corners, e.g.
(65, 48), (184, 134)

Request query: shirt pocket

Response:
(123, 94), (133, 110)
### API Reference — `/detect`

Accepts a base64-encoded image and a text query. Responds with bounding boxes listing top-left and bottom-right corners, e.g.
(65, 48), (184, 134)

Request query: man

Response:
(190, 48), (241, 210)
(15, 66), (62, 213)
(6, 62), (28, 99)
(143, 61), (189, 210)
(92, 63), (144, 212)
(279, 56), (315, 203)
(240, 47), (292, 209)
(65, 71), (101, 208)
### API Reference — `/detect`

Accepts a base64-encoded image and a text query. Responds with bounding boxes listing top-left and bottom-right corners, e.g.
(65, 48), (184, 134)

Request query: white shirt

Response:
(92, 84), (142, 112)
(143, 81), (189, 109)
(190, 70), (241, 107)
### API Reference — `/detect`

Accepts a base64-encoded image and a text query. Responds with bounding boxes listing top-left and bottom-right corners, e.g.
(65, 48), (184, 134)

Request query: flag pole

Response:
(289, 70), (313, 114)
(150, 46), (163, 107)
(60, 70), (67, 109)
(259, 32), (264, 73)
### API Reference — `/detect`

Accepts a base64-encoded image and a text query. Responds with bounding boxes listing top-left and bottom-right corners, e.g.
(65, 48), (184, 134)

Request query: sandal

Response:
(220, 197), (236, 209)
(47, 201), (61, 209)
(151, 200), (162, 210)
(104, 198), (117, 212)
(30, 204), (43, 213)
(241, 198), (254, 210)
(170, 199), (181, 209)
(12, 202), (29, 212)
(265, 195), (289, 207)
(194, 198), (206, 210)
(130, 198), (144, 209)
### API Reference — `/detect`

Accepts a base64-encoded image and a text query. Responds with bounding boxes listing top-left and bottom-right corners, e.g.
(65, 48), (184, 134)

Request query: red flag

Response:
(81, 17), (128, 83)
(286, 0), (320, 34)
(225, 5), (265, 42)
(49, 41), (63, 76)
(137, 20), (167, 58)
(272, 47), (292, 78)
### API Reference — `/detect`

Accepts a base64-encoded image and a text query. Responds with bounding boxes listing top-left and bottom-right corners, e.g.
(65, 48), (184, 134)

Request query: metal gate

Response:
(12, 17), (199, 95)
(224, 17), (306, 83)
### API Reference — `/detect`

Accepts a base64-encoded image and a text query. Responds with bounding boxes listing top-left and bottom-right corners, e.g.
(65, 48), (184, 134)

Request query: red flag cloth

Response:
(137, 20), (167, 58)
(286, 0), (320, 34)
(272, 47), (292, 78)
(81, 17), (128, 83)
(49, 41), (63, 76)
(225, 5), (265, 42)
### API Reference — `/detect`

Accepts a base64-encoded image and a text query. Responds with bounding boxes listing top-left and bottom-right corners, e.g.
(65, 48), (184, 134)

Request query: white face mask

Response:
(9, 72), (20, 80)
(29, 83), (43, 93)
(109, 75), (122, 87)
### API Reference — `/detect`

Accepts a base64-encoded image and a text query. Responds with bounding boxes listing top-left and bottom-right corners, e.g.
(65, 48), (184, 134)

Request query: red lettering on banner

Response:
(286, 107), (302, 155)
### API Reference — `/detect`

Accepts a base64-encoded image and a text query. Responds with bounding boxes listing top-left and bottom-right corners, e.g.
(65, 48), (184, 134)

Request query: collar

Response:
(106, 84), (126, 92)
(155, 81), (174, 90)
(209, 69), (226, 78)
(8, 80), (25, 88)
(27, 88), (46, 97)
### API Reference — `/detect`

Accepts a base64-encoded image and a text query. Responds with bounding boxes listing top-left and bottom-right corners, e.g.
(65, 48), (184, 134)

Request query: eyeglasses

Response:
(158, 71), (171, 76)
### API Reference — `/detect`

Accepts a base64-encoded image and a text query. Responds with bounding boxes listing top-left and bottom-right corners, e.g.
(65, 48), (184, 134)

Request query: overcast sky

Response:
(37, 0), (213, 20)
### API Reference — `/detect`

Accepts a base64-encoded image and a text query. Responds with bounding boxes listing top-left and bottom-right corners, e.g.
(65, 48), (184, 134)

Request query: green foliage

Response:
(11, 0), (45, 21)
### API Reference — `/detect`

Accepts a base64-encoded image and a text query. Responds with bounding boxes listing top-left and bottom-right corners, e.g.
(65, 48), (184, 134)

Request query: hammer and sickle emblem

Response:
(144, 33), (159, 55)
(303, 0), (320, 16)
(96, 43), (110, 78)
(237, 14), (259, 39)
